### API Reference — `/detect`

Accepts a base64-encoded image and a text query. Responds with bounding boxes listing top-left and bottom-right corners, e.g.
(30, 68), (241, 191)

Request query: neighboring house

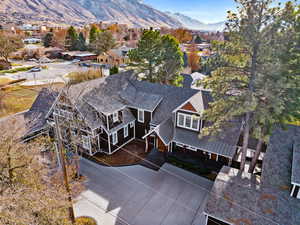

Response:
(97, 46), (132, 66)
(23, 88), (58, 142)
(23, 38), (42, 44)
(59, 51), (98, 61)
(204, 125), (300, 225)
(41, 71), (241, 167)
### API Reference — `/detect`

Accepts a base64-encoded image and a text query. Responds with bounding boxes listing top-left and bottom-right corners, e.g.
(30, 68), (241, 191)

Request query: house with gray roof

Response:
(204, 125), (300, 225)
(43, 71), (241, 166)
(23, 88), (58, 142)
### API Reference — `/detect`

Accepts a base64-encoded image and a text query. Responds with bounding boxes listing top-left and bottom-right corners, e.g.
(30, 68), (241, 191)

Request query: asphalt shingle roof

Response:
(205, 125), (300, 225)
(173, 123), (241, 158)
(24, 88), (58, 136)
(292, 141), (300, 185)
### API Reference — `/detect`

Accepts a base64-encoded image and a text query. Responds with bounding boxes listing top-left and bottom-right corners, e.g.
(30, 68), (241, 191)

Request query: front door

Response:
(211, 153), (217, 161)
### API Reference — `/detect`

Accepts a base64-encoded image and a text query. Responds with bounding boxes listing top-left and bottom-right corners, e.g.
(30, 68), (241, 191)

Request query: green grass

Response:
(0, 66), (34, 74)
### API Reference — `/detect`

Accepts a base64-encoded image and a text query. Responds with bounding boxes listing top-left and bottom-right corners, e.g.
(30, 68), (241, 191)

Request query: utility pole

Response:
(54, 115), (76, 224)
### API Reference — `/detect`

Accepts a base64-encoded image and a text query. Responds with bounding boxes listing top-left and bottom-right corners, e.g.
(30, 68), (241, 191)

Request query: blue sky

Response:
(143, 0), (290, 24)
(143, 0), (236, 23)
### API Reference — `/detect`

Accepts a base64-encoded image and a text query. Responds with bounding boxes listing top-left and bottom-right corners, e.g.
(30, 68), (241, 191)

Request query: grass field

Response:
(0, 83), (64, 118)
(0, 77), (13, 86)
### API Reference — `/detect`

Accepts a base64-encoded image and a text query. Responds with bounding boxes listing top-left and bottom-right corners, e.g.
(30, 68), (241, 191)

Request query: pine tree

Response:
(89, 31), (116, 55)
(128, 30), (183, 85)
(158, 34), (183, 84)
(43, 32), (54, 48)
(248, 2), (300, 172)
(77, 32), (87, 51)
(201, 0), (298, 171)
(89, 24), (100, 44)
(65, 26), (78, 51)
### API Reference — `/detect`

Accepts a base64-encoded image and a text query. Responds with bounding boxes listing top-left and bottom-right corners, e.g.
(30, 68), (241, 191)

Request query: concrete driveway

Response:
(74, 158), (213, 225)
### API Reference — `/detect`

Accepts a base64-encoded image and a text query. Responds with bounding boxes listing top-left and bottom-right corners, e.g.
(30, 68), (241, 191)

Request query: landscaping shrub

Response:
(75, 216), (97, 225)
(68, 69), (104, 84)
(0, 66), (34, 74)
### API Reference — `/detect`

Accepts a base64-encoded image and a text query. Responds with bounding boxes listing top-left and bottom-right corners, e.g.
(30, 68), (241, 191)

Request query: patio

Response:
(85, 140), (151, 167)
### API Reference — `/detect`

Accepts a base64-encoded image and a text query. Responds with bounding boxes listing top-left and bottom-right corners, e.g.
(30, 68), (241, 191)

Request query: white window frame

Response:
(112, 132), (118, 145)
(177, 113), (200, 131)
(138, 109), (144, 123)
(82, 135), (91, 150)
(124, 125), (129, 138)
(112, 112), (118, 123)
(130, 121), (134, 128)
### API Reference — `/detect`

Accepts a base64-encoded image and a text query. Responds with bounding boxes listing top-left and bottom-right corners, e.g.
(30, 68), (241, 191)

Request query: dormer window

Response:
(113, 112), (118, 123)
(177, 113), (200, 131)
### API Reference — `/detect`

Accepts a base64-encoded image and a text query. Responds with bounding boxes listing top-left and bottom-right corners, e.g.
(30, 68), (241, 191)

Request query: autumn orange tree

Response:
(171, 28), (193, 43)
(188, 43), (200, 72)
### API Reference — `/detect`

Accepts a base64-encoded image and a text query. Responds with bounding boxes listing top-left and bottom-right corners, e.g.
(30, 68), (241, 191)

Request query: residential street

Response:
(74, 158), (213, 225)
(3, 61), (88, 84)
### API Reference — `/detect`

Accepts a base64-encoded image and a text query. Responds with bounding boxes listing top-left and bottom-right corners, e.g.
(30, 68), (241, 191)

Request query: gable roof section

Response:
(57, 71), (210, 130)
(181, 102), (197, 112)
(172, 90), (211, 115)
(130, 78), (199, 125)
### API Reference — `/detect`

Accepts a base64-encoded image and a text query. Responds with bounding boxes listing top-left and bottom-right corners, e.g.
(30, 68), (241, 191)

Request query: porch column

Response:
(228, 158), (233, 166)
(291, 184), (296, 197)
(145, 136), (149, 153)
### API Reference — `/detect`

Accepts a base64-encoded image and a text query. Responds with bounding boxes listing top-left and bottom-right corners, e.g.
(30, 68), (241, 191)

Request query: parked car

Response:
(72, 59), (80, 64)
(79, 62), (91, 67)
(28, 67), (41, 72)
(39, 57), (52, 64)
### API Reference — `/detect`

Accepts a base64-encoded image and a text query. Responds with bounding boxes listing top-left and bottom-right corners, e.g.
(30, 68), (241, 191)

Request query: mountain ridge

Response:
(0, 0), (224, 31)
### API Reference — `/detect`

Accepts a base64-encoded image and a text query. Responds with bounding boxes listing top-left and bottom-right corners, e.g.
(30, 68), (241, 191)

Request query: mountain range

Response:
(0, 0), (224, 31)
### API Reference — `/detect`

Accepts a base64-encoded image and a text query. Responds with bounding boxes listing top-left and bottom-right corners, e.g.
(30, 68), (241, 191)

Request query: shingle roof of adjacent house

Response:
(292, 141), (300, 185)
(205, 125), (300, 225)
(24, 88), (58, 137)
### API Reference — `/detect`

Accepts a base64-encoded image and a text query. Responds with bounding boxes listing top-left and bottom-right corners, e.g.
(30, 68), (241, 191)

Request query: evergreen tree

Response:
(248, 2), (300, 172)
(76, 32), (87, 51)
(43, 32), (54, 48)
(194, 35), (203, 44)
(65, 26), (78, 51)
(89, 31), (116, 55)
(89, 24), (100, 44)
(128, 30), (183, 85)
(110, 66), (119, 75)
(201, 0), (299, 171)
(158, 34), (183, 84)
(128, 30), (163, 82)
